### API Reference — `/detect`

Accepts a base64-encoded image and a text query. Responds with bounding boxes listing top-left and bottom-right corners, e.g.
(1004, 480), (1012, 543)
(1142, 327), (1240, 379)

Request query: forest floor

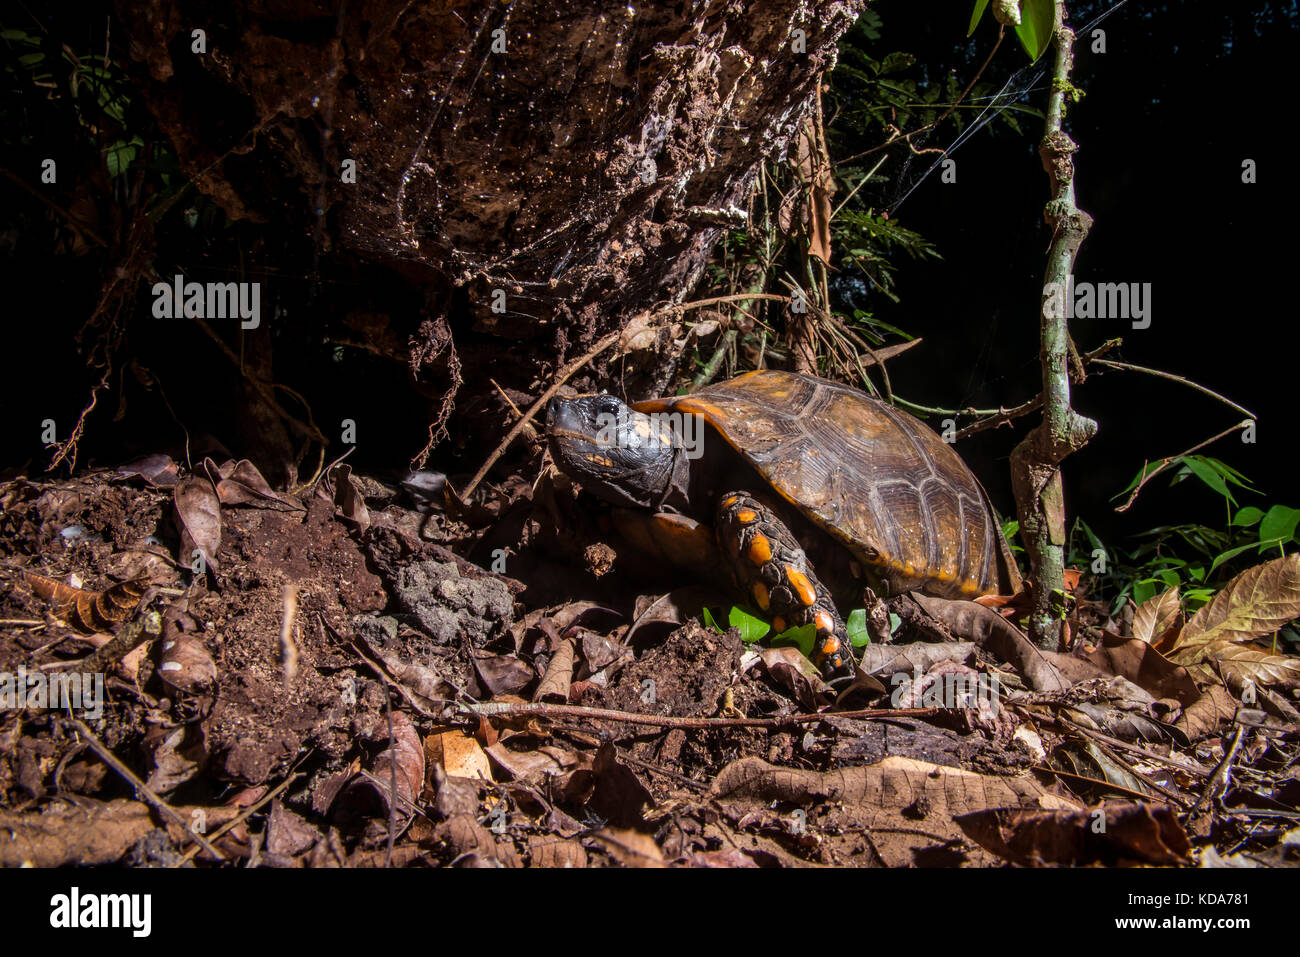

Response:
(0, 458), (1296, 868)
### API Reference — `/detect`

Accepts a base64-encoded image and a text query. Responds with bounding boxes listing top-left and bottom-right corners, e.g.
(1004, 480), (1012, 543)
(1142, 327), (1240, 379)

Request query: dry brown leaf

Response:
(206, 457), (303, 511)
(1170, 553), (1300, 661)
(335, 711), (425, 825)
(1133, 587), (1182, 646)
(909, 593), (1083, 692)
(711, 755), (1081, 815)
(25, 571), (150, 632)
(533, 636), (575, 703)
(0, 799), (241, 867)
(956, 802), (1190, 866)
(856, 641), (975, 676)
(1201, 640), (1300, 692)
(589, 827), (665, 867)
(425, 729), (493, 781)
(173, 474), (222, 573)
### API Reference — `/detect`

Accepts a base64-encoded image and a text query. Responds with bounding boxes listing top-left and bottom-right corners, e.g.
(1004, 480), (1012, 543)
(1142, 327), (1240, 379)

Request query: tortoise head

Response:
(546, 393), (678, 508)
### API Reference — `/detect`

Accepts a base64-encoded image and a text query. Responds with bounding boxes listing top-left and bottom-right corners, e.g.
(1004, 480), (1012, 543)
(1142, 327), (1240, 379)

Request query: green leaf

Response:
(1231, 506), (1265, 528)
(1015, 0), (1056, 62)
(728, 606), (770, 644)
(1201, 456), (1256, 490)
(701, 607), (722, 633)
(771, 622), (817, 657)
(1180, 456), (1236, 506)
(1259, 505), (1300, 545)
(968, 0), (991, 36)
(105, 139), (138, 178)
(1132, 580), (1158, 606)
(889, 612), (902, 636)
(1208, 541), (1277, 576)
(847, 608), (871, 647)
(1076, 518), (1104, 556)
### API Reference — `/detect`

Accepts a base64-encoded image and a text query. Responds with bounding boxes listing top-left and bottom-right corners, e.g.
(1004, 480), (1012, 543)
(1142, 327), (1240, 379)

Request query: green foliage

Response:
(834, 209), (939, 306)
(727, 606), (771, 644)
(1, 28), (141, 179)
(846, 608), (871, 647)
(1114, 455), (1256, 515)
(701, 604), (877, 658)
(1001, 519), (1024, 555)
(968, 0), (1057, 63)
(698, 11), (1043, 381)
(770, 622), (817, 658)
(1072, 461), (1297, 614)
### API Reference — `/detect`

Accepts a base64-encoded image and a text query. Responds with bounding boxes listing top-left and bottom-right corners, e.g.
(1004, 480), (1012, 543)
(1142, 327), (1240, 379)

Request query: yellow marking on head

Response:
(784, 566), (817, 607)
(752, 582), (770, 611)
(747, 534), (773, 566)
(584, 454), (614, 468)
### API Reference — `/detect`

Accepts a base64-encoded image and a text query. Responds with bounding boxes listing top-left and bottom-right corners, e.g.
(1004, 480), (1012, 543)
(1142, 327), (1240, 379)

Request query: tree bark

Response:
(1009, 1), (1097, 649)
(117, 0), (866, 405)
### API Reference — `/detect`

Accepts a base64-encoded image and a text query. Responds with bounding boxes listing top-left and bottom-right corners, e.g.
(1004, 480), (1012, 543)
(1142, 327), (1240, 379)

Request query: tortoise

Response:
(546, 370), (1021, 678)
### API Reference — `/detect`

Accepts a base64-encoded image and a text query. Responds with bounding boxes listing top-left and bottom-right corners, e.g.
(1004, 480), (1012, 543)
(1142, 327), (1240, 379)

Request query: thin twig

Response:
(953, 339), (1121, 439)
(462, 701), (937, 729)
(458, 331), (620, 500)
(1031, 763), (1173, 805)
(1189, 723), (1246, 816)
(1093, 358), (1255, 421)
(174, 772), (304, 866)
(65, 717), (225, 861)
(1115, 420), (1254, 513)
(1033, 710), (1210, 777)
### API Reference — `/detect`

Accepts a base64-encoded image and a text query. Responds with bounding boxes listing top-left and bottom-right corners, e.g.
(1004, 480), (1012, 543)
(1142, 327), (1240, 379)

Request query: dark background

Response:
(867, 0), (1296, 544)
(0, 0), (1294, 555)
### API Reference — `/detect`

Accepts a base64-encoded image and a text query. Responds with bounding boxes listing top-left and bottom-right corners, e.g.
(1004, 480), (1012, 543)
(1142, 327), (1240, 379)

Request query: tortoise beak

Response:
(545, 397), (588, 443)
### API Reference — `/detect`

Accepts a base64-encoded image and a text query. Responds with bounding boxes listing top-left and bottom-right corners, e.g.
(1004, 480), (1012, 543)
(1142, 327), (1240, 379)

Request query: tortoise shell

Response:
(635, 370), (1021, 600)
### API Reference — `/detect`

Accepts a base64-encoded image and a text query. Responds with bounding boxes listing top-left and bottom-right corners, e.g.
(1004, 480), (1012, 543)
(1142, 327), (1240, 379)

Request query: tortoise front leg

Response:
(714, 492), (854, 678)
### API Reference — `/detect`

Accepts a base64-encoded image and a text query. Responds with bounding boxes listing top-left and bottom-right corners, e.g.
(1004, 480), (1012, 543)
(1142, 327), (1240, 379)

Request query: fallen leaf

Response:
(957, 802), (1190, 866)
(1170, 553), (1300, 660)
(25, 571), (150, 632)
(173, 474), (222, 573)
(425, 729), (493, 781)
(1201, 640), (1300, 692)
(1133, 588), (1182, 647)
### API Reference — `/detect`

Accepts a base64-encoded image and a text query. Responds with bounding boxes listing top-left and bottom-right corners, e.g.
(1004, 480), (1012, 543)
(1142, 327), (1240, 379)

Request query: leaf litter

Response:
(0, 457), (1296, 868)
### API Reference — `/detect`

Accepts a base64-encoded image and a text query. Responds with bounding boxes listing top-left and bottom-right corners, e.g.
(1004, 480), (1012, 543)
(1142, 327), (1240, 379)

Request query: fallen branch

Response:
(461, 700), (937, 729)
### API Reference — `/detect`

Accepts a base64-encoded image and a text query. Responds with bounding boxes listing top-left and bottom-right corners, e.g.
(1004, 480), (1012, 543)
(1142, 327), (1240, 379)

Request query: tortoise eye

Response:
(596, 396), (621, 417)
